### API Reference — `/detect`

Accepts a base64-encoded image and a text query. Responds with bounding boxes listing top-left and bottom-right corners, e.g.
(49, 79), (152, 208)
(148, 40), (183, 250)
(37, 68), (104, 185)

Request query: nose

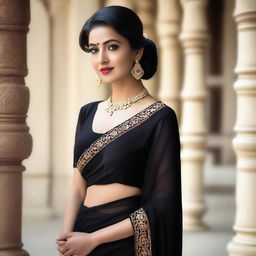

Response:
(98, 48), (109, 64)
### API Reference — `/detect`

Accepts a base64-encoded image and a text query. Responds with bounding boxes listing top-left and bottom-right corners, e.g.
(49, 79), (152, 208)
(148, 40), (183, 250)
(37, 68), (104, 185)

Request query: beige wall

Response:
(23, 0), (51, 217)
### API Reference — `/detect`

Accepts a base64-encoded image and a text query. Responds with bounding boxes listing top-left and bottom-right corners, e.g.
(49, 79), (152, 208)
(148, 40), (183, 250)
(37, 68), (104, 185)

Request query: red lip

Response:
(100, 67), (114, 74)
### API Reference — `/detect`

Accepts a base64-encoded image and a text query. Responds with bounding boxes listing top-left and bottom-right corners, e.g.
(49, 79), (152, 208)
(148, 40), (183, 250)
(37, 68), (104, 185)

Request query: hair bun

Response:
(140, 37), (158, 80)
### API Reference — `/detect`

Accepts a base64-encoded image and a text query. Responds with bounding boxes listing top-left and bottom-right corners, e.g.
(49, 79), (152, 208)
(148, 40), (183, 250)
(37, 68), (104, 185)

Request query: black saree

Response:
(72, 100), (182, 256)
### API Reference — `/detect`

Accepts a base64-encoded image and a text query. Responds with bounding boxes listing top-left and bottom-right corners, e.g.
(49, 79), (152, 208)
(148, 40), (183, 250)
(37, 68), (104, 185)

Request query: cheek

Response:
(113, 52), (134, 71)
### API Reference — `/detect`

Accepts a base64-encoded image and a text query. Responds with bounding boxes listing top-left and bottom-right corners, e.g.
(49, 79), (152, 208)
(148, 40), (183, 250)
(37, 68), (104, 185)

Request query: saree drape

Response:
(73, 101), (182, 256)
(128, 109), (182, 255)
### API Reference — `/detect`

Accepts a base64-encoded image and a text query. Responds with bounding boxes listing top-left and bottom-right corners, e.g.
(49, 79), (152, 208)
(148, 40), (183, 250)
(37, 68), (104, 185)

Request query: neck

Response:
(110, 77), (145, 103)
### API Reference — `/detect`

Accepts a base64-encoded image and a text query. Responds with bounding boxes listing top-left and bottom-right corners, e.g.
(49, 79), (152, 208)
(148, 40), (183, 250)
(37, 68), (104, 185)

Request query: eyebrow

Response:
(88, 39), (121, 47)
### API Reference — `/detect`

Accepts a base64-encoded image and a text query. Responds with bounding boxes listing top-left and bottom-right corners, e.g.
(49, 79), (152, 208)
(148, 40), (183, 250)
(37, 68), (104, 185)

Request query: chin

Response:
(102, 77), (122, 84)
(105, 75), (131, 85)
(101, 78), (113, 84)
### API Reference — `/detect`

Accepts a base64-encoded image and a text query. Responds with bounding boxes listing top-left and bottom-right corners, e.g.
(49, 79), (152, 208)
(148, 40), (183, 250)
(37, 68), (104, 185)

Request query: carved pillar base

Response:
(181, 154), (208, 230)
(0, 250), (29, 256)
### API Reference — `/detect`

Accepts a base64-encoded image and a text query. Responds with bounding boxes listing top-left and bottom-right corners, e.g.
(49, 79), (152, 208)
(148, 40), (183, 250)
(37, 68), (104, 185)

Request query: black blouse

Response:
(73, 100), (182, 256)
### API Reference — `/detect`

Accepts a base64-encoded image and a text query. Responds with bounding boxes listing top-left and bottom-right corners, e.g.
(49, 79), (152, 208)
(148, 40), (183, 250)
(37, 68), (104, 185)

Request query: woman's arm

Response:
(60, 168), (86, 234)
(57, 216), (134, 256)
(92, 217), (134, 244)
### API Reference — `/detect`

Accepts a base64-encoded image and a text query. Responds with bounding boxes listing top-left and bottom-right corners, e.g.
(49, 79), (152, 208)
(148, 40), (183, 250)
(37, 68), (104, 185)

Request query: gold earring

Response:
(131, 59), (144, 80)
(96, 77), (103, 87)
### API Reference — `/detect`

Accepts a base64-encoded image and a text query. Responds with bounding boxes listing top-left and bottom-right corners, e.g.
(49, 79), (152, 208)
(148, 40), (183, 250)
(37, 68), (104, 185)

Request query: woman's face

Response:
(88, 25), (142, 84)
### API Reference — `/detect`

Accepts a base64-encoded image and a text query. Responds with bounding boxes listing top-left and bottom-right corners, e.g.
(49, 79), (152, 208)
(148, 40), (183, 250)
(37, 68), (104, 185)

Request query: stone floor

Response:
(22, 190), (235, 256)
(183, 192), (235, 256)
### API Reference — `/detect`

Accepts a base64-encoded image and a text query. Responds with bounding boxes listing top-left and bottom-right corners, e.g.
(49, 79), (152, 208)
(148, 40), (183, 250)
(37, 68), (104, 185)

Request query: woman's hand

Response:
(56, 232), (99, 256)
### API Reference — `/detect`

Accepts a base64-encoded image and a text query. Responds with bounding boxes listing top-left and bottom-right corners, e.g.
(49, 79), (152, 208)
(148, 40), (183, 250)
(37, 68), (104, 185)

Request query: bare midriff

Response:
(83, 183), (141, 207)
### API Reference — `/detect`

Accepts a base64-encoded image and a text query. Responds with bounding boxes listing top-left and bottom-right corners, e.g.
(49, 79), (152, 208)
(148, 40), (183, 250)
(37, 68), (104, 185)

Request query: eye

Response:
(108, 44), (119, 51)
(89, 47), (98, 54)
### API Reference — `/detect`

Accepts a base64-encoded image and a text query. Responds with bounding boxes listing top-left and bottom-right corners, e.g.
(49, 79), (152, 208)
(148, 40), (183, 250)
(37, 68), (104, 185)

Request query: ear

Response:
(134, 47), (144, 62)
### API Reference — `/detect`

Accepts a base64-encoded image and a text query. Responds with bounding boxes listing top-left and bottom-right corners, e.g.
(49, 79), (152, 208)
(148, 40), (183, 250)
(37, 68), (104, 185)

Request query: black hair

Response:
(79, 5), (157, 80)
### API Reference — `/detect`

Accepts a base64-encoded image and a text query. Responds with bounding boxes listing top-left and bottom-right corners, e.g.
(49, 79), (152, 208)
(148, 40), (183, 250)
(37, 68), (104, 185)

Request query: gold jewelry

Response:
(105, 87), (148, 116)
(131, 60), (144, 80)
(96, 77), (103, 87)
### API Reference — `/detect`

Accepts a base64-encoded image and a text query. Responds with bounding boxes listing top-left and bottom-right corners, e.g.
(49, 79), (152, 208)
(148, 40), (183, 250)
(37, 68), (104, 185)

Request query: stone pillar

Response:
(0, 0), (32, 255)
(104, 0), (135, 10)
(220, 0), (236, 164)
(180, 0), (209, 230)
(227, 1), (256, 255)
(136, 0), (158, 96)
(157, 0), (182, 118)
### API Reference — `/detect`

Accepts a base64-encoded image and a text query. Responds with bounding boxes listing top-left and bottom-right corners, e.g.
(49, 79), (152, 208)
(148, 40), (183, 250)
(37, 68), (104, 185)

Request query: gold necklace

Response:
(105, 87), (148, 116)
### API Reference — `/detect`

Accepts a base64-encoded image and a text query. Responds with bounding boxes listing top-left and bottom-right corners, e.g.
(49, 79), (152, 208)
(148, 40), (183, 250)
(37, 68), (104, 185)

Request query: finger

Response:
(57, 232), (71, 241)
(57, 245), (65, 254)
(57, 241), (66, 246)
(63, 249), (74, 256)
(58, 243), (70, 254)
(56, 235), (66, 241)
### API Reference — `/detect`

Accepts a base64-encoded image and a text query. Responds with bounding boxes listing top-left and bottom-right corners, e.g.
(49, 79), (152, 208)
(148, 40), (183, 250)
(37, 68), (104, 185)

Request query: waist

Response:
(83, 183), (141, 208)
(74, 194), (141, 234)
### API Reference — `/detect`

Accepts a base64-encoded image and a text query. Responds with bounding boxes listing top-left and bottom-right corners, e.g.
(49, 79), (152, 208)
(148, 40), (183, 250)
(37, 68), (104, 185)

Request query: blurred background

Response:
(0, 0), (254, 255)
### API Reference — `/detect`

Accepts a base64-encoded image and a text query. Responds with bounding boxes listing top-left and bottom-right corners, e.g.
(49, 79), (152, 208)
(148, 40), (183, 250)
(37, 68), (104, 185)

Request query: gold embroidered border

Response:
(129, 207), (152, 256)
(76, 101), (166, 173)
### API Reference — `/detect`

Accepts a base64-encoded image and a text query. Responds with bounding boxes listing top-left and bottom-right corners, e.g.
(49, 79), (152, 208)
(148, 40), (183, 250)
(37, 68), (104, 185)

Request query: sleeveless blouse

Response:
(74, 100), (170, 188)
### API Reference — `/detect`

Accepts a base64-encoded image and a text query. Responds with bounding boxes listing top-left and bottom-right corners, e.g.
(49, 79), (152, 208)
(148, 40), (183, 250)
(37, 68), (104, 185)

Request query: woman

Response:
(56, 5), (182, 256)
